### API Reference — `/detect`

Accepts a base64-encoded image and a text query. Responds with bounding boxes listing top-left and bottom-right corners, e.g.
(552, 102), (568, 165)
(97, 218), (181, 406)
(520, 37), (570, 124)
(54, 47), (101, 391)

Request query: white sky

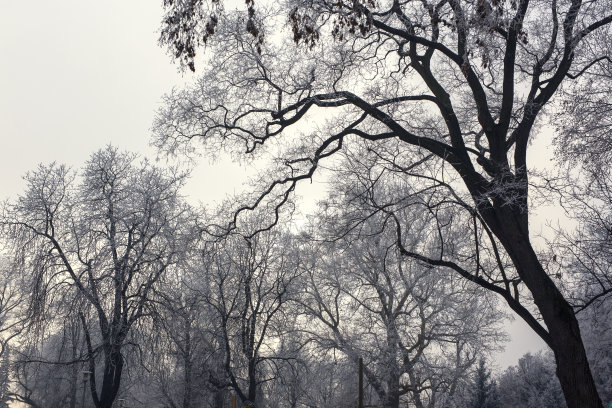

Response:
(0, 0), (255, 206)
(1, 0), (548, 371)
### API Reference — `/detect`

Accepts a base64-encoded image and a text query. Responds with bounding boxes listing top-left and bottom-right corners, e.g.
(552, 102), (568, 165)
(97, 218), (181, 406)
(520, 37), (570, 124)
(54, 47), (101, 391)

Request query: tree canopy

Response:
(154, 1), (612, 407)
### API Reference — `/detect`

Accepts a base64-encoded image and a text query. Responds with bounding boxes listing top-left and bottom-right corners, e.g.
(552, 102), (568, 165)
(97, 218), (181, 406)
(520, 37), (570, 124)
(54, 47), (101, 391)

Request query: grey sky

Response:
(1, 1), (547, 370)
(0, 0), (249, 204)
(1, 1), (173, 192)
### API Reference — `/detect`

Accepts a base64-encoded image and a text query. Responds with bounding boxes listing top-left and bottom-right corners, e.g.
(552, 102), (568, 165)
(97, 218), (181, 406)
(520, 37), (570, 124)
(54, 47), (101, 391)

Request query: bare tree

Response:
(0, 146), (193, 408)
(542, 162), (612, 309)
(497, 351), (566, 408)
(200, 224), (302, 407)
(578, 299), (612, 405)
(546, 166), (612, 404)
(10, 319), (83, 408)
(147, 269), (219, 408)
(298, 213), (505, 408)
(0, 263), (24, 358)
(553, 28), (612, 170)
(153, 1), (612, 405)
(0, 260), (26, 405)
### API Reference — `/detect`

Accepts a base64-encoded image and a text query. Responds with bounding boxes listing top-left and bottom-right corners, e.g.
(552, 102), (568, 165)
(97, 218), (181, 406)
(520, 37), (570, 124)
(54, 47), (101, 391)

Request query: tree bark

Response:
(494, 211), (603, 408)
(247, 357), (258, 405)
(213, 388), (226, 408)
(95, 346), (123, 408)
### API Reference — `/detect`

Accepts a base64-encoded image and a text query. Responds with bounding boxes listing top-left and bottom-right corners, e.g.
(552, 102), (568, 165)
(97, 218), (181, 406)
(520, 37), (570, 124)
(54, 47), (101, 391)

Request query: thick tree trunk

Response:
(95, 346), (123, 408)
(183, 357), (192, 408)
(384, 379), (400, 408)
(247, 358), (258, 406)
(495, 212), (603, 408)
(213, 388), (226, 408)
(406, 367), (425, 408)
(69, 365), (78, 408)
(384, 326), (400, 408)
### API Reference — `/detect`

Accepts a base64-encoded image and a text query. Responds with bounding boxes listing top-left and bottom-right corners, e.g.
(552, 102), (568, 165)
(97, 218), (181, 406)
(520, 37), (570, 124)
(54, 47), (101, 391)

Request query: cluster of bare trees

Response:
(152, 0), (611, 406)
(0, 145), (609, 408)
(0, 146), (507, 407)
(0, 0), (610, 407)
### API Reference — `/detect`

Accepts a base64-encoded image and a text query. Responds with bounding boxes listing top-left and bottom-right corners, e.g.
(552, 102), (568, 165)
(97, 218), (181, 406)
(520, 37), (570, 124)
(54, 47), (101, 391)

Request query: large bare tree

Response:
(1, 146), (193, 408)
(153, 1), (612, 406)
(299, 222), (505, 408)
(200, 224), (302, 407)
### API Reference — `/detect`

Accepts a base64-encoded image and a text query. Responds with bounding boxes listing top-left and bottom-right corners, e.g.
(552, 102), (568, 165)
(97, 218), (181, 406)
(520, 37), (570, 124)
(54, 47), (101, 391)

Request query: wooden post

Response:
(232, 395), (237, 408)
(358, 357), (364, 408)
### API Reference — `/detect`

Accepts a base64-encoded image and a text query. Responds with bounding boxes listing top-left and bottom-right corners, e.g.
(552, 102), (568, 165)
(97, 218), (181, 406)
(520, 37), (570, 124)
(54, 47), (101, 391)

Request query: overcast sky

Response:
(1, 1), (547, 370)
(0, 0), (254, 205)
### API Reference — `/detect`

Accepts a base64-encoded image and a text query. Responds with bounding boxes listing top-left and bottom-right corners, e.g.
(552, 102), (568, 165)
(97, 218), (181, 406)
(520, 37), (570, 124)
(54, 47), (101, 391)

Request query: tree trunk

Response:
(406, 367), (425, 408)
(95, 346), (123, 408)
(247, 358), (258, 405)
(384, 378), (400, 408)
(183, 323), (192, 408)
(69, 364), (78, 408)
(495, 212), (603, 408)
(384, 328), (400, 408)
(213, 388), (226, 408)
(183, 357), (192, 408)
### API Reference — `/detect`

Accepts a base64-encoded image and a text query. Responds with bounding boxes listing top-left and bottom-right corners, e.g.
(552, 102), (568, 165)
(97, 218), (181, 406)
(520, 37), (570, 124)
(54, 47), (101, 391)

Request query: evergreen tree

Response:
(470, 359), (500, 408)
